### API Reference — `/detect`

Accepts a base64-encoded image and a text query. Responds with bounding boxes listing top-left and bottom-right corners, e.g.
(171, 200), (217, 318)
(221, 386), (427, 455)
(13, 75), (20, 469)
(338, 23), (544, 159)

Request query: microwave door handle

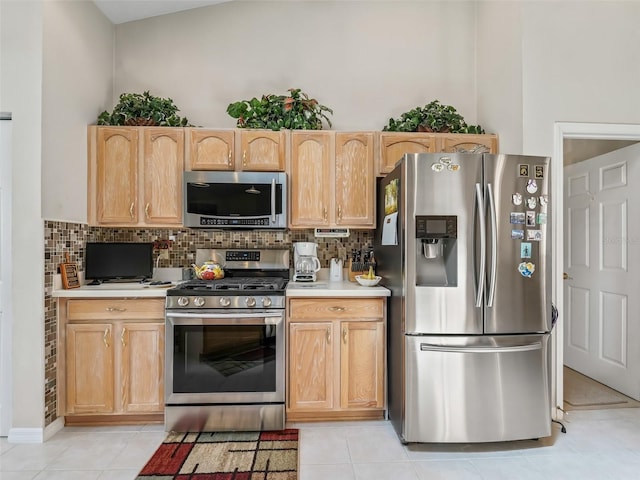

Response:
(271, 177), (276, 224)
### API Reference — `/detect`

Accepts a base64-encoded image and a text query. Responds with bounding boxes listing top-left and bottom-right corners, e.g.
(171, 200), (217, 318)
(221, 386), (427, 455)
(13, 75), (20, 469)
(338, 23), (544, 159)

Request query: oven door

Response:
(165, 310), (284, 404)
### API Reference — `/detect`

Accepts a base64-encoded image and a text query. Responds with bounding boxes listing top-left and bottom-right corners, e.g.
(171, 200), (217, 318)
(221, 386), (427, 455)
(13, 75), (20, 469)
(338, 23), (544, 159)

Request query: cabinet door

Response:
(340, 321), (385, 409)
(142, 128), (184, 225)
(335, 132), (375, 227)
(66, 323), (114, 414)
(378, 132), (436, 175)
(438, 134), (498, 154)
(240, 130), (286, 171)
(95, 127), (138, 224)
(119, 323), (164, 413)
(289, 132), (332, 227)
(186, 129), (234, 170)
(288, 322), (334, 411)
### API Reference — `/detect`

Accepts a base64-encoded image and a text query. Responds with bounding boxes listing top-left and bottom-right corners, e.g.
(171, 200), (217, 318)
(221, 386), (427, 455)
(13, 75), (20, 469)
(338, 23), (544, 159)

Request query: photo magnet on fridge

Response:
(520, 242), (532, 258)
(510, 212), (525, 224)
(535, 165), (544, 179)
(511, 229), (524, 240)
(519, 164), (529, 177)
(526, 211), (536, 227)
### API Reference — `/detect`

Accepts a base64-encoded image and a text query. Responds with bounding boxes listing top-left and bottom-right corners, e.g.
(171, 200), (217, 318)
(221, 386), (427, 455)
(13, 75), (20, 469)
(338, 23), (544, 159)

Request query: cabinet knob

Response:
(242, 150), (247, 167)
(228, 150), (232, 165)
(129, 202), (135, 218)
(145, 203), (150, 218)
(121, 327), (126, 347)
(103, 328), (110, 348)
(329, 306), (345, 312)
(342, 326), (347, 344)
(326, 326), (331, 344)
(337, 205), (343, 221)
(323, 207), (327, 221)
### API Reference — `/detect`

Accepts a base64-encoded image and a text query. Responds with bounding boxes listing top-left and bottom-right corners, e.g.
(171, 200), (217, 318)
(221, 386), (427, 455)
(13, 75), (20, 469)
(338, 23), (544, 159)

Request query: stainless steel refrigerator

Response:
(375, 153), (552, 443)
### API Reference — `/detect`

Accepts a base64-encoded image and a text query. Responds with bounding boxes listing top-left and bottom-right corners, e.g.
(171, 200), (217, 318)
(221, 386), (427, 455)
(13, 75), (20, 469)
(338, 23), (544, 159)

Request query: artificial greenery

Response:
(227, 88), (333, 131)
(97, 91), (190, 127)
(383, 100), (485, 134)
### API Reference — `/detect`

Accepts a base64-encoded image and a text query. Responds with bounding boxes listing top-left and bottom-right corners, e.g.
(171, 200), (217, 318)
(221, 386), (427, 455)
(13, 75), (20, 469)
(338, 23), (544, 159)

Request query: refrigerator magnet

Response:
(526, 179), (538, 194)
(526, 229), (543, 241)
(539, 195), (548, 206)
(537, 213), (547, 225)
(511, 229), (524, 240)
(519, 164), (529, 177)
(520, 242), (532, 258)
(518, 261), (535, 278)
(526, 211), (536, 227)
(510, 212), (525, 224)
(527, 196), (537, 209)
(535, 165), (544, 179)
(447, 164), (460, 172)
(431, 163), (444, 172)
(512, 193), (523, 205)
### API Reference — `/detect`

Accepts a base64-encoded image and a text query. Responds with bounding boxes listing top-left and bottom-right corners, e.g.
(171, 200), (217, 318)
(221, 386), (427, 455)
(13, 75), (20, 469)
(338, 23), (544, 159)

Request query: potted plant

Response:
(97, 91), (191, 126)
(383, 100), (485, 134)
(227, 88), (333, 131)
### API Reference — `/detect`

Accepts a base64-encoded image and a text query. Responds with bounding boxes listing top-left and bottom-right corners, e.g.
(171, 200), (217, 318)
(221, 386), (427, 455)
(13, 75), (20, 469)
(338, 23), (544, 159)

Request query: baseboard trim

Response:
(7, 417), (64, 443)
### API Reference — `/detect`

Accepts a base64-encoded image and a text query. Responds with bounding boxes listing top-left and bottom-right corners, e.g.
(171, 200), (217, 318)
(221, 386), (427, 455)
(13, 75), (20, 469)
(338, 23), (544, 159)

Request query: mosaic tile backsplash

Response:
(43, 220), (374, 426)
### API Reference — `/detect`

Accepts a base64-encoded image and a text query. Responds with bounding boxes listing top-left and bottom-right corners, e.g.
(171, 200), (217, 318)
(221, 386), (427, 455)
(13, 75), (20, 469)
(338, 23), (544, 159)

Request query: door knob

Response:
(563, 272), (573, 280)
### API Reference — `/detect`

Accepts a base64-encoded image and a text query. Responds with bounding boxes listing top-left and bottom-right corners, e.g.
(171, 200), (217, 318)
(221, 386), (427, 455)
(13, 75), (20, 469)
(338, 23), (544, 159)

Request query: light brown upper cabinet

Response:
(185, 128), (286, 171)
(436, 133), (498, 154)
(289, 131), (375, 229)
(376, 132), (499, 176)
(87, 126), (184, 227)
(377, 132), (437, 176)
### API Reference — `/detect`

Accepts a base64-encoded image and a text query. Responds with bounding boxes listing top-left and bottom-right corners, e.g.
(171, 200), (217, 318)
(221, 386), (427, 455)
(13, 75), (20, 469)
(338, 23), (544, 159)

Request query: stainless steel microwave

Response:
(183, 171), (287, 229)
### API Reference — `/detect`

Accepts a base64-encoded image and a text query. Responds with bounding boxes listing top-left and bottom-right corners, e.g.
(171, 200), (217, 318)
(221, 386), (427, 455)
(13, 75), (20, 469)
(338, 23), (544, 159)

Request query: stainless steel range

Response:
(164, 249), (289, 432)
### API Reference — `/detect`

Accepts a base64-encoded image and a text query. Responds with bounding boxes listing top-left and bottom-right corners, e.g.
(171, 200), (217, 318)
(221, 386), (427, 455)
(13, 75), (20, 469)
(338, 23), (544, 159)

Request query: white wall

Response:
(476, 1), (523, 154)
(520, 1), (640, 156)
(0, 0), (45, 434)
(0, 0), (113, 438)
(42, 0), (114, 223)
(114, 1), (479, 131)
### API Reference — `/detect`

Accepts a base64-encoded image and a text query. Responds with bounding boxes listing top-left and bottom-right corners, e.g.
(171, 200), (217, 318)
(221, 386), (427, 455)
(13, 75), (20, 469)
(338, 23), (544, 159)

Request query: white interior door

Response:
(563, 143), (640, 400)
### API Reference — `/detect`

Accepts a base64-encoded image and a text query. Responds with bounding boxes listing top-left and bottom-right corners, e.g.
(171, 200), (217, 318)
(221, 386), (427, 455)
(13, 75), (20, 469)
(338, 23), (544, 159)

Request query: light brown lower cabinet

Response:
(59, 298), (165, 425)
(286, 297), (386, 421)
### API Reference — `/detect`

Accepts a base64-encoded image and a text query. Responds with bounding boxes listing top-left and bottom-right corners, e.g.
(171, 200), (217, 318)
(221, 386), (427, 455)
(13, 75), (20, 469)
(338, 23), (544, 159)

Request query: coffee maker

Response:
(293, 242), (321, 282)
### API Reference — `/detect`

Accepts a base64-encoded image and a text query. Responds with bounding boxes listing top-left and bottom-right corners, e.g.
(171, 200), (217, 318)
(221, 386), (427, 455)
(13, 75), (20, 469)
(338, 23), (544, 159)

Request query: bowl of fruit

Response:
(355, 267), (381, 287)
(192, 262), (224, 280)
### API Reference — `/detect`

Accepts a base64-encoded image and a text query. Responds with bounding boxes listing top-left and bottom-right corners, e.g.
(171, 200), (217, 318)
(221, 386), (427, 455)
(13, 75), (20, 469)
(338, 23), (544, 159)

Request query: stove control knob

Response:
(194, 297), (205, 307)
(245, 296), (257, 307)
(177, 297), (189, 307)
(219, 297), (231, 307)
(262, 297), (272, 307)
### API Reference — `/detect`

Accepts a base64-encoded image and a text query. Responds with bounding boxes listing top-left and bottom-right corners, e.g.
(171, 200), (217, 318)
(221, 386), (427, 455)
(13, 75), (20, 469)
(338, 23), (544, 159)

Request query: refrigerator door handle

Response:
(420, 342), (542, 354)
(474, 183), (486, 307)
(486, 182), (497, 307)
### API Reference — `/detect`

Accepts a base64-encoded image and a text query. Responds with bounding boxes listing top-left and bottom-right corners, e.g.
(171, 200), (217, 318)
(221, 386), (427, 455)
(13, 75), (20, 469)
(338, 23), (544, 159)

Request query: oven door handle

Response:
(166, 311), (283, 325)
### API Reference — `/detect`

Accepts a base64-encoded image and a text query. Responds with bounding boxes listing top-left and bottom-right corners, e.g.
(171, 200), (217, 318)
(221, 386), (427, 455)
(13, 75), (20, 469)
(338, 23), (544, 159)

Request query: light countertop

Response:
(286, 275), (390, 297)
(51, 281), (178, 298)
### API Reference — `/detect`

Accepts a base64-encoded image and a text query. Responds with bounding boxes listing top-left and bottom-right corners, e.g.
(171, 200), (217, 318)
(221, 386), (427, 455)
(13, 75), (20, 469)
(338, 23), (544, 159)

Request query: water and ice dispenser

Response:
(415, 215), (458, 286)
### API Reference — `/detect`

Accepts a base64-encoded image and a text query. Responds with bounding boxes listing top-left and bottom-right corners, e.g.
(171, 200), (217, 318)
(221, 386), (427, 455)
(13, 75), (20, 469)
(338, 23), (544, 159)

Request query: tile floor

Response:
(2, 408), (640, 479)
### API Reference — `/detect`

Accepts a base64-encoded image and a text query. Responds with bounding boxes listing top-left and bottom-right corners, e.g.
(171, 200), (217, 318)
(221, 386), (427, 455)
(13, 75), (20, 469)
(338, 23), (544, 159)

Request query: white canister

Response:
(329, 258), (343, 282)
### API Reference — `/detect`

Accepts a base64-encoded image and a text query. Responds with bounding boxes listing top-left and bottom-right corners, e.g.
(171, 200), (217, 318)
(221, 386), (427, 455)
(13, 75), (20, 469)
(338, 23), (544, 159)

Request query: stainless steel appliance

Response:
(183, 171), (287, 229)
(292, 241), (320, 282)
(164, 248), (289, 432)
(375, 153), (552, 443)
